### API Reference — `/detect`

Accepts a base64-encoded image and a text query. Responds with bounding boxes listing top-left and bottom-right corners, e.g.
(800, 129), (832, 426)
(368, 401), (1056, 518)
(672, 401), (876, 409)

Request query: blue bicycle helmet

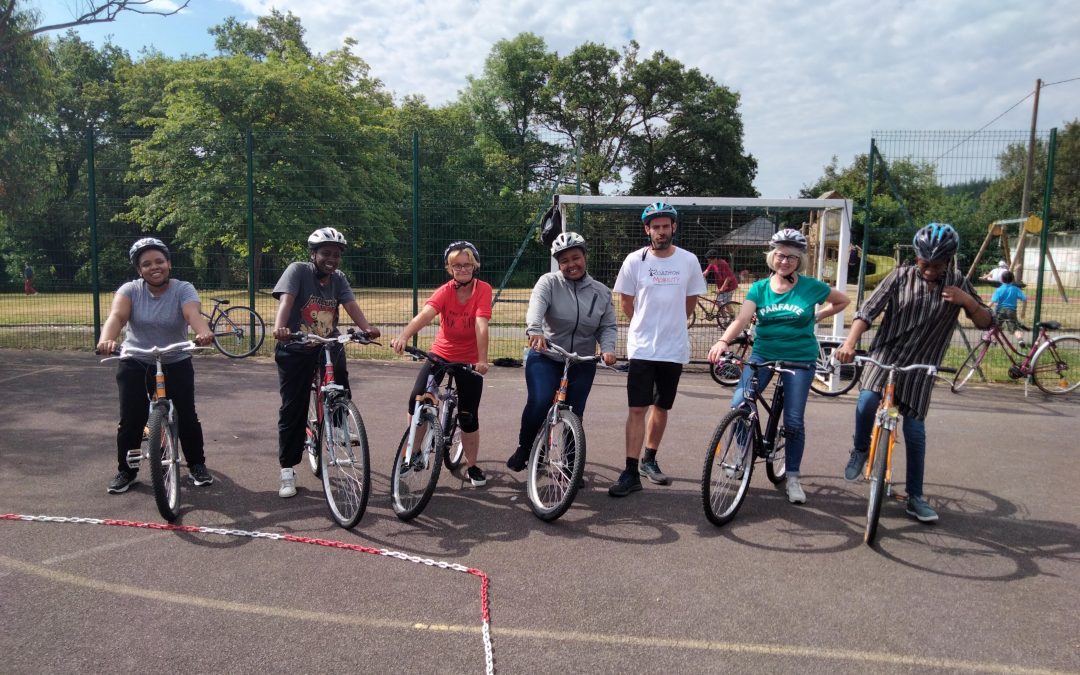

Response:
(912, 223), (959, 262)
(641, 201), (678, 225)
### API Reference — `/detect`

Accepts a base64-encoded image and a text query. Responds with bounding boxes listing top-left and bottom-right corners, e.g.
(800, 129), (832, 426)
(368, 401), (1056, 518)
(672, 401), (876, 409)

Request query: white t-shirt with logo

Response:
(613, 246), (707, 363)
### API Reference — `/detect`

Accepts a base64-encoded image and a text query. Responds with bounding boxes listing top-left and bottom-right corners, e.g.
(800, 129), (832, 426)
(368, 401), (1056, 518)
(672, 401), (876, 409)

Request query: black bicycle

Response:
(702, 356), (810, 526)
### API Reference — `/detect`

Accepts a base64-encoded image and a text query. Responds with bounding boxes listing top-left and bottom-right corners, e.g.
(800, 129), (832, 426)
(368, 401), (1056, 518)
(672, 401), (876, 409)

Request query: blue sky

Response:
(31, 0), (1080, 198)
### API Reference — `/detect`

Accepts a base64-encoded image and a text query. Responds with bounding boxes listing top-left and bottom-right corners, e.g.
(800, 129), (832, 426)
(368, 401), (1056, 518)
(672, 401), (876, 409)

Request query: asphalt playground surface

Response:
(1, 348), (1078, 674)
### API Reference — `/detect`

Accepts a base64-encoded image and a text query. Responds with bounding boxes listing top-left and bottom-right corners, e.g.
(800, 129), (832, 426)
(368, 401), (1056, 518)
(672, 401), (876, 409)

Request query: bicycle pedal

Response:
(125, 450), (143, 469)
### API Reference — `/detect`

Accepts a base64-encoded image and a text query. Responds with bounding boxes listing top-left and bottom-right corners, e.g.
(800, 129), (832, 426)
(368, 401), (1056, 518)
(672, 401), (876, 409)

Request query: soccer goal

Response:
(554, 195), (854, 362)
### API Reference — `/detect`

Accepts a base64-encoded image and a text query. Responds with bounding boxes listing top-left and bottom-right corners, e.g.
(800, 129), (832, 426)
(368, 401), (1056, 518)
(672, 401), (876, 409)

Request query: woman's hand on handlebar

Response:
(601, 351), (617, 367)
(390, 335), (408, 355)
(272, 326), (292, 342)
(363, 325), (381, 340)
(193, 331), (215, 347)
(474, 362), (490, 376)
(96, 338), (118, 355)
(527, 334), (548, 352)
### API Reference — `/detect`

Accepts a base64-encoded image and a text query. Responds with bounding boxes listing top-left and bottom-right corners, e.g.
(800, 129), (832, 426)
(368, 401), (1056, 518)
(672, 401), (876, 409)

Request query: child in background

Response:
(990, 270), (1027, 344)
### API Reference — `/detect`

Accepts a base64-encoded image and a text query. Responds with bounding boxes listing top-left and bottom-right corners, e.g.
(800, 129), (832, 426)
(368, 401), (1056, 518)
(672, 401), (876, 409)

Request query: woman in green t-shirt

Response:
(707, 229), (849, 504)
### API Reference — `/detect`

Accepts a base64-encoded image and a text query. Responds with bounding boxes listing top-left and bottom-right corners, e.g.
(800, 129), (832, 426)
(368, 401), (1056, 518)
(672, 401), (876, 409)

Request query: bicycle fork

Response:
(866, 395), (899, 487)
(128, 362), (176, 469)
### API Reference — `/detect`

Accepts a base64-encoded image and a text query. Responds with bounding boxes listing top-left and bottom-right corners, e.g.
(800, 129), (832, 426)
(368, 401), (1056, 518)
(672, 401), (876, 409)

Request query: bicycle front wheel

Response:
(305, 377), (321, 477)
(810, 343), (860, 396)
(147, 406), (182, 522)
(864, 428), (890, 546)
(951, 340), (991, 393)
(764, 425), (786, 484)
(212, 306), (266, 358)
(1032, 336), (1080, 394)
(440, 399), (464, 471)
(526, 407), (586, 522)
(320, 399), (370, 528)
(686, 305), (700, 329)
(701, 407), (755, 526)
(391, 408), (444, 521)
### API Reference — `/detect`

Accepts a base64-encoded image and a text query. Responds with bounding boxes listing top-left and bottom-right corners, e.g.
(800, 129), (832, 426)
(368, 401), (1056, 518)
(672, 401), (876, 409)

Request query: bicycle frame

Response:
(736, 363), (787, 459)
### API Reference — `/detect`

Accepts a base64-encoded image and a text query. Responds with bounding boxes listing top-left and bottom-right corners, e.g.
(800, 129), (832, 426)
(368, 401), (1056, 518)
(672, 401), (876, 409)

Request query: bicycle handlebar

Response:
(99, 340), (206, 362)
(403, 345), (481, 378)
(287, 328), (380, 346)
(717, 353), (811, 375)
(854, 355), (952, 375)
(541, 342), (623, 373)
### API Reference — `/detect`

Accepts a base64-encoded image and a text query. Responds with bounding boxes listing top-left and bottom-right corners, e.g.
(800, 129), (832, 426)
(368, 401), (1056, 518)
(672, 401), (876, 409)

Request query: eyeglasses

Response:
(451, 264), (475, 271)
(775, 253), (801, 264)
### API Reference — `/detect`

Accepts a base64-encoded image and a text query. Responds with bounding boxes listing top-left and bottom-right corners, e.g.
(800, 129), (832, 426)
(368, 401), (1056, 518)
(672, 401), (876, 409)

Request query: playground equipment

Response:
(966, 216), (1068, 302)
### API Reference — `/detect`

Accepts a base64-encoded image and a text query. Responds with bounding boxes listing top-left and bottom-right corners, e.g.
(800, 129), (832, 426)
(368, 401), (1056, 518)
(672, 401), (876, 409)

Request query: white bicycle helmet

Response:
(307, 227), (347, 250)
(770, 228), (808, 252)
(129, 237), (170, 264)
(550, 231), (586, 258)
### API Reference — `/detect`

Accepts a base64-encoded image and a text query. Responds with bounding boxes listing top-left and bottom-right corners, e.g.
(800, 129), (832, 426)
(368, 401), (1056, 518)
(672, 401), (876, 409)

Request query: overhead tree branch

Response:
(1, 1), (190, 54)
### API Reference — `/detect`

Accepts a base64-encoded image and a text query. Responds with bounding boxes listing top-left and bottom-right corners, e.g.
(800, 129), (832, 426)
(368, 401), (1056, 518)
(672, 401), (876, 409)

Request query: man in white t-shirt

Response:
(609, 201), (707, 497)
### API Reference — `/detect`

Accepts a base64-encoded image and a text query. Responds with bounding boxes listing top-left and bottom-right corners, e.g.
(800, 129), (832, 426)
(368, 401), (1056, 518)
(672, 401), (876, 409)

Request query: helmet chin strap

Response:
(453, 275), (475, 290)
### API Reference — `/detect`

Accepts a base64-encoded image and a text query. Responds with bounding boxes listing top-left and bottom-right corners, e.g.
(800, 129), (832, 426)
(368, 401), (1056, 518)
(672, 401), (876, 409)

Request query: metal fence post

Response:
(88, 126), (101, 341)
(857, 138), (875, 310)
(1033, 127), (1058, 334)
(246, 127), (255, 306)
(410, 129), (420, 344)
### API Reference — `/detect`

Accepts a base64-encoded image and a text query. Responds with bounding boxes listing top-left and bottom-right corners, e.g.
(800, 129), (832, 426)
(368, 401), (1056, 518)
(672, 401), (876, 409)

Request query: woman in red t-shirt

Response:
(391, 241), (492, 486)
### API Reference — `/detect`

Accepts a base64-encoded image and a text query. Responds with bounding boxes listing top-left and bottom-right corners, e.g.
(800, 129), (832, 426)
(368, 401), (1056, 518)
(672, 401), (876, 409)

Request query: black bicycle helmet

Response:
(912, 223), (959, 262)
(129, 237), (170, 264)
(444, 240), (480, 265)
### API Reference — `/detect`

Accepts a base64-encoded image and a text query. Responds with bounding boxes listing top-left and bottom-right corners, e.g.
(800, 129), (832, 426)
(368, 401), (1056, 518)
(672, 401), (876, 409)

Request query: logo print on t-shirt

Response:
(300, 296), (338, 337)
(648, 267), (681, 285)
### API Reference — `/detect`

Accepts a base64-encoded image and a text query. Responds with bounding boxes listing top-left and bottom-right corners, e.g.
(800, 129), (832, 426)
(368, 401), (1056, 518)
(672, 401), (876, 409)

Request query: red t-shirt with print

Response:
(426, 279), (493, 363)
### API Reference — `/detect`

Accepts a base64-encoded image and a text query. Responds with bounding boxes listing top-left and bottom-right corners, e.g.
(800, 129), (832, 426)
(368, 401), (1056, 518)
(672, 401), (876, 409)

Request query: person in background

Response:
(97, 237), (216, 494)
(507, 232), (617, 472)
(703, 248), (738, 306)
(23, 263), (37, 295)
(990, 269), (1027, 344)
(707, 229), (850, 504)
(980, 259), (1009, 285)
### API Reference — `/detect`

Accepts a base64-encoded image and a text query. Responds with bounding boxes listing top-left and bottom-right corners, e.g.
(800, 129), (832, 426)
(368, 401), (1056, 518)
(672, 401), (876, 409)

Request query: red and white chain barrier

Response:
(2, 513), (494, 674)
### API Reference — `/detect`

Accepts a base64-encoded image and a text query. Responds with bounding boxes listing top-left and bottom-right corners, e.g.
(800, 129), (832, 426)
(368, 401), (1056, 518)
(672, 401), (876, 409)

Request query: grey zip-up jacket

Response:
(525, 271), (618, 358)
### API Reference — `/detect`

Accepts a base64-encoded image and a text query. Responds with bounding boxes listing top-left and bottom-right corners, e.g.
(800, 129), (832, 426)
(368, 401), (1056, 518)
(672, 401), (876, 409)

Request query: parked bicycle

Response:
(199, 297), (265, 358)
(701, 355), (810, 526)
(390, 346), (479, 522)
(525, 344), (618, 522)
(853, 355), (955, 545)
(289, 328), (375, 529)
(687, 296), (740, 330)
(951, 320), (1079, 394)
(100, 340), (209, 522)
(810, 339), (864, 397)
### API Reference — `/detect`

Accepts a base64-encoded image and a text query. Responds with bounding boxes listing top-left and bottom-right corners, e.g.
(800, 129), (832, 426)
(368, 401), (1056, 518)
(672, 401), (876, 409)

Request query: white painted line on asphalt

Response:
(0, 365), (64, 384)
(40, 532), (161, 565)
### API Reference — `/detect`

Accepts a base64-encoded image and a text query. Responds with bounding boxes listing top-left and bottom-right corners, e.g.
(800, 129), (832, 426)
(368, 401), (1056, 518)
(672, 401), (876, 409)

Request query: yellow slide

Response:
(863, 254), (896, 288)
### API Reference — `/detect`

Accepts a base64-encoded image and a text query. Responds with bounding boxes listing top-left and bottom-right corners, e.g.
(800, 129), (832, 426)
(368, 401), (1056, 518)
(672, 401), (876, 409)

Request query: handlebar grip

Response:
(937, 367), (957, 374)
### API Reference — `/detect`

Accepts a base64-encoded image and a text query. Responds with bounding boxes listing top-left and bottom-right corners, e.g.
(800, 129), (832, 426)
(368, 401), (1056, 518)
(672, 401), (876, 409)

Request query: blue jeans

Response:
(853, 389), (927, 498)
(516, 350), (597, 453)
(730, 355), (814, 474)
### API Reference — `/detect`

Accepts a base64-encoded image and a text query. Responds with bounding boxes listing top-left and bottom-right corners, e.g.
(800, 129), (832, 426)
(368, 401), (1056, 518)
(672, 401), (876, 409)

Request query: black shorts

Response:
(626, 359), (683, 409)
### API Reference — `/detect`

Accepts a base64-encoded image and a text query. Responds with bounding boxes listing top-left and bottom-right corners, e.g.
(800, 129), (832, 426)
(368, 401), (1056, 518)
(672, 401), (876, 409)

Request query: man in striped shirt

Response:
(835, 223), (992, 523)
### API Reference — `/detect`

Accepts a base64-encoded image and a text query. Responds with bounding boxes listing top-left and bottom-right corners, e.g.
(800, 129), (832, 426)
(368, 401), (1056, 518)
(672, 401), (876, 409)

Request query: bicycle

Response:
(525, 343), (618, 522)
(951, 320), (1080, 395)
(289, 329), (375, 529)
(853, 355), (955, 545)
(810, 338), (864, 397)
(687, 295), (740, 331)
(390, 346), (479, 522)
(701, 355), (810, 526)
(199, 297), (265, 358)
(709, 328), (753, 386)
(100, 340), (209, 522)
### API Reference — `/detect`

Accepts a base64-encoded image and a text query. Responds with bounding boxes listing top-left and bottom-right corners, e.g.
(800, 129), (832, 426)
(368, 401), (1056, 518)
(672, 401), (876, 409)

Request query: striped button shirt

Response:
(857, 265), (989, 420)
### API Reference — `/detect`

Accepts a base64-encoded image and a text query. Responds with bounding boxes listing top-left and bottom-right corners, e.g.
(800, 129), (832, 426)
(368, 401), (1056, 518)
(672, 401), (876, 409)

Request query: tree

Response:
(0, 0), (189, 55)
(209, 8), (310, 60)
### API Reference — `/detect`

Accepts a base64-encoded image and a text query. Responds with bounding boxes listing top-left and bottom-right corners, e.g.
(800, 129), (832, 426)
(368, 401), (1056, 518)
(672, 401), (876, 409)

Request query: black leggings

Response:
(406, 360), (484, 433)
(115, 358), (205, 473)
(276, 344), (350, 468)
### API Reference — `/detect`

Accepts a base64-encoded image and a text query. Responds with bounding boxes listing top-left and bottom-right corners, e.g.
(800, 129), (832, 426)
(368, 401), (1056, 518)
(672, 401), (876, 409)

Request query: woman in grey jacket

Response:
(506, 232), (618, 471)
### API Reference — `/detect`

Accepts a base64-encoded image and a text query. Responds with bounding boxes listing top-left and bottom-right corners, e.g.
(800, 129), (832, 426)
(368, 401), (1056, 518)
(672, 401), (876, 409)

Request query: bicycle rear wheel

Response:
(526, 407), (586, 522)
(715, 301), (741, 331)
(701, 407), (755, 526)
(1032, 336), (1080, 394)
(212, 306), (266, 358)
(305, 377), (321, 477)
(390, 408), (443, 521)
(320, 399), (370, 528)
(686, 304), (701, 329)
(710, 336), (751, 387)
(147, 406), (181, 522)
(951, 340), (991, 393)
(440, 398), (464, 470)
(810, 343), (860, 396)
(864, 428), (890, 546)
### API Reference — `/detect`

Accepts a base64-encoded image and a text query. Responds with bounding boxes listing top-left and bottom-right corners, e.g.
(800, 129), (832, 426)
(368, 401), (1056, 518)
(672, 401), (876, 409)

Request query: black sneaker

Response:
(608, 469), (642, 497)
(466, 466), (487, 487)
(107, 470), (137, 494)
(189, 463), (214, 486)
(505, 448), (529, 472)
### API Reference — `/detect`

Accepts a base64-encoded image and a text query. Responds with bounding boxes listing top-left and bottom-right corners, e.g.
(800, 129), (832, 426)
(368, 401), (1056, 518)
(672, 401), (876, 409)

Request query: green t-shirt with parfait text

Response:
(746, 275), (831, 362)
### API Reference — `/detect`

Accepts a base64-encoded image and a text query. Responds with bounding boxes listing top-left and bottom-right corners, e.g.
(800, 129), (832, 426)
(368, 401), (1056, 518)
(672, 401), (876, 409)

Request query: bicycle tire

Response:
(390, 407), (444, 521)
(212, 306), (266, 358)
(320, 398), (370, 528)
(810, 343), (860, 397)
(864, 428), (890, 546)
(764, 425), (786, 484)
(1031, 336), (1080, 394)
(710, 336), (751, 387)
(714, 301), (741, 332)
(440, 398), (464, 470)
(686, 305), (700, 329)
(305, 377), (321, 477)
(526, 407), (586, 522)
(701, 407), (755, 526)
(147, 406), (182, 522)
(951, 340), (991, 393)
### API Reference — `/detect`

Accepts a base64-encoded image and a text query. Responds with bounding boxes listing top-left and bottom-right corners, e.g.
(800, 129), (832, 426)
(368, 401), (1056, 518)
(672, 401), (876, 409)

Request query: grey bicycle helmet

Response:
(770, 228), (808, 252)
(550, 231), (587, 258)
(129, 237), (170, 264)
(912, 223), (959, 262)
(307, 227), (347, 251)
(641, 201), (678, 225)
(444, 240), (480, 265)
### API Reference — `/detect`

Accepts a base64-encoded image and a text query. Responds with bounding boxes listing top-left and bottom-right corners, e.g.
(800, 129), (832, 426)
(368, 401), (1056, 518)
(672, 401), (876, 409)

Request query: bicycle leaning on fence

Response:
(701, 355), (810, 526)
(950, 320), (1080, 394)
(810, 339), (865, 397)
(390, 346), (478, 522)
(198, 297), (266, 358)
(289, 328), (376, 529)
(687, 295), (741, 331)
(99, 340), (209, 522)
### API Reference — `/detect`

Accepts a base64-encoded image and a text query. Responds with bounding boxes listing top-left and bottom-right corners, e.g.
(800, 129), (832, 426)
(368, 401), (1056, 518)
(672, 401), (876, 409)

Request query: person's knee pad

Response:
(458, 411), (479, 433)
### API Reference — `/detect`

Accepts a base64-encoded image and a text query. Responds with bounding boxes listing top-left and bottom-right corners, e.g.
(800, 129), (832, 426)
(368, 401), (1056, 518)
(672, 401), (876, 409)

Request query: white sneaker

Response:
(786, 475), (806, 504)
(279, 467), (297, 498)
